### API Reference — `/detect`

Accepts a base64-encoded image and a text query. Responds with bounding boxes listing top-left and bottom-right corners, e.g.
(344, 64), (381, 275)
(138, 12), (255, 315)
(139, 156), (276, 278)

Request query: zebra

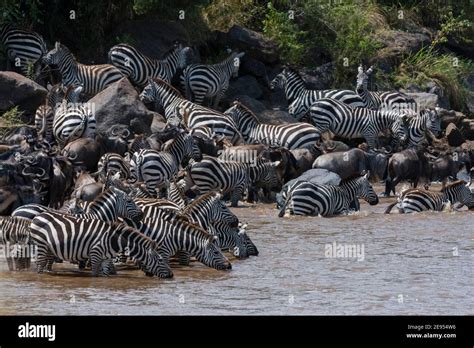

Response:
(384, 180), (473, 214)
(35, 84), (82, 144)
(0, 216), (32, 270)
(96, 153), (131, 181)
(108, 42), (192, 86)
(269, 67), (365, 119)
(181, 192), (255, 258)
(224, 101), (319, 149)
(0, 23), (48, 78)
(406, 108), (441, 146)
(42, 42), (123, 96)
(29, 212), (172, 277)
(188, 156), (282, 207)
(140, 78), (244, 144)
(52, 85), (96, 147)
(181, 51), (245, 107)
(356, 65), (416, 111)
(167, 180), (188, 208)
(130, 130), (202, 197)
(279, 172), (379, 217)
(305, 98), (409, 149)
(125, 214), (232, 271)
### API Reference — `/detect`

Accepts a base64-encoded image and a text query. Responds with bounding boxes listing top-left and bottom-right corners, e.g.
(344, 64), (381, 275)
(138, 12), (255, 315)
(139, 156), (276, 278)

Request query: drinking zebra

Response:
(182, 51), (245, 107)
(130, 130), (202, 197)
(139, 78), (244, 144)
(406, 108), (442, 146)
(224, 101), (319, 149)
(279, 172), (379, 217)
(188, 156), (282, 207)
(125, 215), (232, 271)
(0, 216), (32, 270)
(29, 212), (172, 277)
(306, 98), (408, 149)
(0, 23), (47, 77)
(356, 65), (416, 111)
(270, 67), (364, 119)
(42, 42), (123, 96)
(108, 42), (192, 86)
(384, 180), (472, 214)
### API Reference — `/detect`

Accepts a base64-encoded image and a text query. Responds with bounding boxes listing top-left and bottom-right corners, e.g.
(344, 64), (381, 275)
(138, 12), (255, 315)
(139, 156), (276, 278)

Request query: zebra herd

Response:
(1, 23), (473, 277)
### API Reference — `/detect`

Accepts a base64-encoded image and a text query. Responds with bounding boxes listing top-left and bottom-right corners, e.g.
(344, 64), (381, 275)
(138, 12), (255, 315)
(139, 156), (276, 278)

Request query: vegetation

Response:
(0, 106), (25, 137)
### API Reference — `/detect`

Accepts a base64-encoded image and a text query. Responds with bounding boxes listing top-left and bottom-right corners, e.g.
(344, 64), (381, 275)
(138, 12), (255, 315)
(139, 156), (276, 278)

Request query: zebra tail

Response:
(278, 196), (290, 218)
(384, 201), (398, 214)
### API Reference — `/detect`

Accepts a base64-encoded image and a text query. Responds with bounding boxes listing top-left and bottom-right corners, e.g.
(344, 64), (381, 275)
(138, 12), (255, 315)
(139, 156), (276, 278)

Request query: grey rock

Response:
(0, 72), (47, 116)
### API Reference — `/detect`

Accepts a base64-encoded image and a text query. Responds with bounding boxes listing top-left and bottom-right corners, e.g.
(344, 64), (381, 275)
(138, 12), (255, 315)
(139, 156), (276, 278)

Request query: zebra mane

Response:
(441, 180), (467, 192)
(340, 172), (367, 185)
(164, 210), (216, 242)
(181, 192), (217, 214)
(231, 101), (259, 122)
(160, 43), (183, 60)
(151, 77), (184, 98)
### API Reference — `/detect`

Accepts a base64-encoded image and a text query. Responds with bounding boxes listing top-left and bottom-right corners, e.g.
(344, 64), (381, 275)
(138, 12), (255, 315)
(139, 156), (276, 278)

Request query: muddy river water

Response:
(0, 188), (472, 315)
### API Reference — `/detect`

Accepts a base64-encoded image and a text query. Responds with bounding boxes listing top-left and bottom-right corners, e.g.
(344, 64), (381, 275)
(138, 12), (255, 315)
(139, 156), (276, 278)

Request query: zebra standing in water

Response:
(130, 130), (202, 197)
(29, 212), (172, 277)
(52, 85), (96, 147)
(224, 101), (319, 149)
(279, 172), (379, 217)
(188, 156), (282, 207)
(108, 42), (192, 86)
(270, 67), (364, 119)
(356, 65), (416, 111)
(139, 78), (244, 144)
(0, 23), (47, 77)
(306, 98), (409, 149)
(384, 180), (473, 214)
(42, 42), (123, 96)
(181, 51), (245, 107)
(406, 108), (442, 146)
(0, 216), (32, 270)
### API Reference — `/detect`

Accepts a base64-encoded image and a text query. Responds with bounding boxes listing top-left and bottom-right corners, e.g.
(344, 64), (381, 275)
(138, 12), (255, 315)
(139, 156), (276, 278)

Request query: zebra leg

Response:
(90, 250), (106, 276)
(176, 251), (191, 266)
(35, 247), (53, 273)
(101, 259), (117, 276)
(231, 186), (244, 207)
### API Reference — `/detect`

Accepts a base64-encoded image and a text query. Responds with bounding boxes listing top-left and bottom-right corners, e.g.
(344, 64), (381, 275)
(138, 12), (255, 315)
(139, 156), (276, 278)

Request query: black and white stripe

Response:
(189, 156), (281, 207)
(43, 42), (123, 95)
(406, 108), (441, 146)
(384, 180), (472, 213)
(130, 131), (202, 197)
(182, 51), (245, 107)
(306, 98), (408, 148)
(279, 173), (378, 217)
(29, 212), (172, 277)
(0, 23), (47, 76)
(356, 65), (416, 111)
(96, 153), (130, 181)
(0, 216), (31, 270)
(140, 78), (244, 144)
(270, 67), (364, 119)
(224, 101), (319, 149)
(108, 43), (192, 86)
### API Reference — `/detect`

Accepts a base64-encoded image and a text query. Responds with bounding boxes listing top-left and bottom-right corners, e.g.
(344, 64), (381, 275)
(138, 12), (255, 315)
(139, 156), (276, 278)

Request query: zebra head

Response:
(139, 79), (157, 103)
(109, 186), (143, 223)
(355, 172), (379, 205)
(178, 45), (193, 69)
(183, 132), (203, 162)
(43, 41), (67, 66)
(198, 234), (232, 270)
(209, 222), (249, 259)
(391, 114), (409, 146)
(235, 222), (259, 257)
(142, 248), (173, 278)
(425, 107), (442, 137)
(356, 65), (373, 93)
(212, 193), (239, 227)
(270, 70), (286, 91)
(254, 159), (284, 191)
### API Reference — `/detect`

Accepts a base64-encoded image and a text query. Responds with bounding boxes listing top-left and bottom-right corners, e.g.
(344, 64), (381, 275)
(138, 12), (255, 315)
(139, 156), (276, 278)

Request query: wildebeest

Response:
(312, 148), (388, 182)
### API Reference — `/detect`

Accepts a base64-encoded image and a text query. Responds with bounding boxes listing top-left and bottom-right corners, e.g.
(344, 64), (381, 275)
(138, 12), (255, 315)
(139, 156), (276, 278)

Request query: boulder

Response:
(371, 30), (431, 72)
(226, 75), (263, 100)
(460, 119), (474, 140)
(405, 92), (439, 110)
(0, 72), (47, 115)
(438, 109), (465, 129)
(88, 78), (158, 135)
(240, 56), (268, 79)
(445, 123), (465, 147)
(225, 25), (279, 64)
(226, 95), (266, 114)
(258, 110), (296, 125)
(299, 63), (335, 90)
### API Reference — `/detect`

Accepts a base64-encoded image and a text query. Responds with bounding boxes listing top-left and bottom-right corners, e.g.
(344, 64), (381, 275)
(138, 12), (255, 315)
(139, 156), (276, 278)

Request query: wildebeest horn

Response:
(121, 128), (130, 138)
(325, 142), (336, 151)
(110, 126), (120, 136)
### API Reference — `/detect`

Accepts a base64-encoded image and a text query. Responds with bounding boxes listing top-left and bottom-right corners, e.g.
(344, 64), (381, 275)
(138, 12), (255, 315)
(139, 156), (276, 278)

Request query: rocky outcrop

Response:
(88, 77), (162, 135)
(0, 72), (47, 116)
(445, 123), (465, 147)
(405, 92), (439, 110)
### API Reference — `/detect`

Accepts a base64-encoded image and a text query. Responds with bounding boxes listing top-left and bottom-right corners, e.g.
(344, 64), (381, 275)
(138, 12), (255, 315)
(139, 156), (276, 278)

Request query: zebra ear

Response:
(271, 160), (281, 167)
(358, 65), (364, 74)
(55, 41), (60, 50)
(214, 192), (222, 200)
(147, 77), (154, 86)
(236, 52), (245, 58)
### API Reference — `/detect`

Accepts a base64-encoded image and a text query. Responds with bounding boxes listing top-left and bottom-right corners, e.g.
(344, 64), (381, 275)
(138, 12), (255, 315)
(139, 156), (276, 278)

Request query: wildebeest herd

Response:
(0, 24), (473, 278)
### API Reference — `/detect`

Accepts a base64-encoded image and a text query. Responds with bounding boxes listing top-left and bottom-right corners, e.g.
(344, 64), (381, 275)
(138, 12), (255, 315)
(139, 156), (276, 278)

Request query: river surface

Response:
(0, 186), (472, 315)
